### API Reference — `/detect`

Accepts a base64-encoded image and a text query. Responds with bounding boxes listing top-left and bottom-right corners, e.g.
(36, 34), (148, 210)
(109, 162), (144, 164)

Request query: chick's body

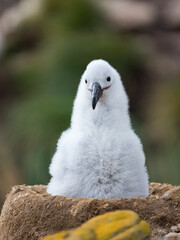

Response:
(47, 60), (149, 199)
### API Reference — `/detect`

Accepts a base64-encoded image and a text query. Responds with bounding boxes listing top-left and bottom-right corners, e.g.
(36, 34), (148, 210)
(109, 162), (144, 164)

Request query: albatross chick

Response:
(47, 59), (149, 199)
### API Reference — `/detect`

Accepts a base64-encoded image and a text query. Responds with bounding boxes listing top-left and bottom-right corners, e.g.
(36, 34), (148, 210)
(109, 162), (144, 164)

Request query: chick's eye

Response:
(85, 79), (87, 84)
(107, 77), (111, 82)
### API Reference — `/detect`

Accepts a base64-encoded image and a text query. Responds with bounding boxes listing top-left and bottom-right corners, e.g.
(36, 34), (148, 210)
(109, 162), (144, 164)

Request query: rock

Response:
(170, 224), (180, 233)
(98, 0), (180, 31)
(41, 210), (150, 240)
(98, 0), (156, 30)
(0, 183), (179, 240)
(164, 232), (180, 240)
(0, 0), (22, 16)
(0, 0), (42, 52)
(163, 0), (180, 28)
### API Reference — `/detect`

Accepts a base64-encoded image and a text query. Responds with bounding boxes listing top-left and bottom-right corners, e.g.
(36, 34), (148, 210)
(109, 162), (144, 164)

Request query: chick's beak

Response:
(92, 82), (103, 110)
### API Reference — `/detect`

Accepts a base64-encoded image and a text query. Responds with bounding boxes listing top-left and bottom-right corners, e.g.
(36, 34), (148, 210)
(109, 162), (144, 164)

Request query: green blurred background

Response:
(0, 0), (180, 209)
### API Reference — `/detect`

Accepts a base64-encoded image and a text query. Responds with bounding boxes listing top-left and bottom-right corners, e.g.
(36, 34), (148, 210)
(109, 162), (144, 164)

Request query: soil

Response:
(0, 182), (179, 240)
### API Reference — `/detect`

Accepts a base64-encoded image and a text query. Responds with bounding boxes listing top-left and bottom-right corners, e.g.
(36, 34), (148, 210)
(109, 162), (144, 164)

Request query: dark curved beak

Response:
(92, 82), (103, 110)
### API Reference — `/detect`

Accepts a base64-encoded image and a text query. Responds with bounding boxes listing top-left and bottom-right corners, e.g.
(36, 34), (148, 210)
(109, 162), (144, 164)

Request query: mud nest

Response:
(0, 183), (179, 240)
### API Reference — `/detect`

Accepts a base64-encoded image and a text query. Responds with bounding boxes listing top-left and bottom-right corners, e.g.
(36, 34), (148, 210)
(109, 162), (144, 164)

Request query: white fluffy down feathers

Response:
(47, 59), (149, 199)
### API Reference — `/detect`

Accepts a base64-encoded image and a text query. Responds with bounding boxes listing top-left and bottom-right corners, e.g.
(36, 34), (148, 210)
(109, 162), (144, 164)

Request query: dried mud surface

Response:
(0, 183), (179, 240)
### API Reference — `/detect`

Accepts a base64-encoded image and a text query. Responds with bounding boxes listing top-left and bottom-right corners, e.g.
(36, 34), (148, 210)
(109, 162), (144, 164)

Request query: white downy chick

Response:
(47, 59), (149, 199)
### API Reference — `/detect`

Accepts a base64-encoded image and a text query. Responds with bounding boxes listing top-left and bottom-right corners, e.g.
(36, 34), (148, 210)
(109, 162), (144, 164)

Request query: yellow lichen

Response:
(41, 210), (150, 240)
(68, 228), (96, 240)
(85, 210), (140, 240)
(42, 229), (95, 240)
(41, 231), (72, 240)
(110, 220), (151, 240)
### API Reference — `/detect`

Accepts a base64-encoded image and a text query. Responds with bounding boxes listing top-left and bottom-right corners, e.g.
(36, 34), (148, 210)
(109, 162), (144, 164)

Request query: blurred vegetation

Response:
(0, 0), (179, 207)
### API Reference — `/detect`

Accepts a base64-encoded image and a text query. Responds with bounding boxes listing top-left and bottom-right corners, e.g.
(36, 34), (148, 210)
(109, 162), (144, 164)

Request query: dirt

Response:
(0, 182), (179, 240)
